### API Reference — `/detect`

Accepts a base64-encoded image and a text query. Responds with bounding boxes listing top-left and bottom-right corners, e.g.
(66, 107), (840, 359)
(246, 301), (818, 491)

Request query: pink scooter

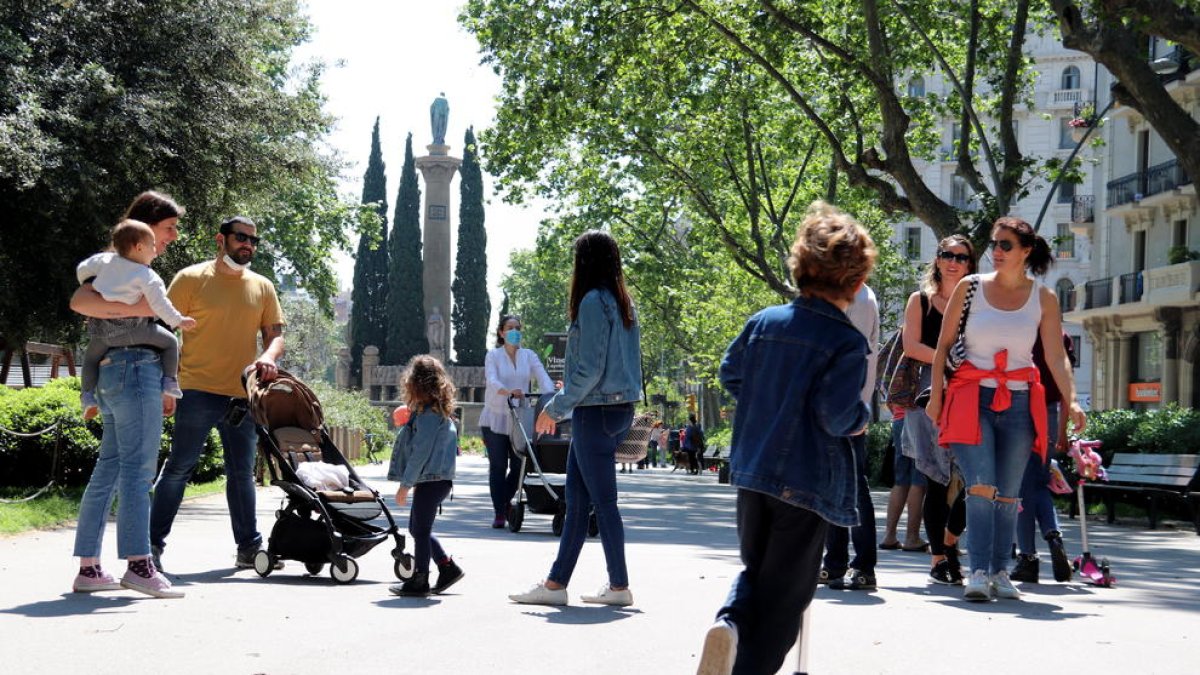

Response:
(1068, 438), (1116, 587)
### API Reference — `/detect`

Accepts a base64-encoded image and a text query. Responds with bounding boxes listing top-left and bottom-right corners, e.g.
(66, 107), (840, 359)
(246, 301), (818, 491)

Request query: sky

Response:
(292, 1), (547, 304)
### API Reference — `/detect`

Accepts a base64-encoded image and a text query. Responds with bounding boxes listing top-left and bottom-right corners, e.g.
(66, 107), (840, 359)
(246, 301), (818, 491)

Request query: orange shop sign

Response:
(1128, 382), (1161, 403)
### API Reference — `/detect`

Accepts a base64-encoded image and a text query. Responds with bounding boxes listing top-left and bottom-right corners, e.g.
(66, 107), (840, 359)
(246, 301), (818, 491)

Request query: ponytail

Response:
(992, 216), (1054, 277)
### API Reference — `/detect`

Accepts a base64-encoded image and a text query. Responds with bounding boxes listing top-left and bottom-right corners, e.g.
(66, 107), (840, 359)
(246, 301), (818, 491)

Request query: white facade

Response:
(892, 34), (1096, 407)
(1063, 38), (1200, 411)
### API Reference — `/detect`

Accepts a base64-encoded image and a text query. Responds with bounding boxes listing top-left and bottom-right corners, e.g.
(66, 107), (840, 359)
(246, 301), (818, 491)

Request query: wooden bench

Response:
(702, 447), (731, 483)
(1083, 453), (1200, 534)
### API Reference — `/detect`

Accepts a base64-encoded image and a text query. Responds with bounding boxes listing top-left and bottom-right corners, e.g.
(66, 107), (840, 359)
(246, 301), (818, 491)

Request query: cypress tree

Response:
(385, 133), (429, 364)
(349, 118), (390, 383)
(452, 126), (490, 366)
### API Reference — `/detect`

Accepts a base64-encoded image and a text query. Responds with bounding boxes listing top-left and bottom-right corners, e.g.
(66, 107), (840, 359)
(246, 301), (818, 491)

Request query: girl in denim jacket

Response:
(387, 355), (464, 598)
(698, 202), (877, 675)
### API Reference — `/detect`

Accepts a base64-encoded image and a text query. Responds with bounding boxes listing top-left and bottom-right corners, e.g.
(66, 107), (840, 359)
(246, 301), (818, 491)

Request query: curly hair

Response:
(788, 201), (877, 302)
(402, 355), (457, 419)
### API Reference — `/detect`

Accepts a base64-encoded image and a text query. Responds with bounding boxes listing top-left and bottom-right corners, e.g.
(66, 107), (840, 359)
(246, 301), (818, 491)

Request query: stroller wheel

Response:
(253, 550), (277, 578)
(304, 561), (324, 576)
(507, 503), (524, 533)
(330, 555), (359, 584)
(394, 553), (415, 580)
(551, 512), (564, 537)
(587, 513), (599, 538)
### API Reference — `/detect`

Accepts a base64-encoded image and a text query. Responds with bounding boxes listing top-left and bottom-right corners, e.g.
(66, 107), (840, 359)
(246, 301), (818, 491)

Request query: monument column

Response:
(415, 94), (461, 361)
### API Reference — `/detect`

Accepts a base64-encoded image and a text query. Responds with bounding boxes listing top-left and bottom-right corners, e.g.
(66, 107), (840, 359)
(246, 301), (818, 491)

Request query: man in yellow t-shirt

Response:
(150, 216), (285, 572)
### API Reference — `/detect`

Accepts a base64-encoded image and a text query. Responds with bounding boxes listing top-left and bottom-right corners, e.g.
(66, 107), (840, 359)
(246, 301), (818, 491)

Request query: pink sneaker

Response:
(120, 560), (184, 599)
(73, 565), (121, 593)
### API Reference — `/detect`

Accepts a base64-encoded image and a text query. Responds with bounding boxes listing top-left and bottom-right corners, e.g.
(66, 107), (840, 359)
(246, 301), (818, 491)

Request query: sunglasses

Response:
(225, 231), (261, 247)
(937, 251), (971, 264)
(988, 239), (1015, 252)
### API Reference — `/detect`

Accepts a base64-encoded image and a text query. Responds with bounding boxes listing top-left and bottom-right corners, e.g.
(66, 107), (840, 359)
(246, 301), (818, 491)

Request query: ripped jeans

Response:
(951, 388), (1034, 575)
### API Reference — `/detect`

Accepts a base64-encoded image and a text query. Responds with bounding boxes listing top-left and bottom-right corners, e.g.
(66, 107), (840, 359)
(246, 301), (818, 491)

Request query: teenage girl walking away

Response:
(387, 355), (464, 598)
(697, 202), (876, 675)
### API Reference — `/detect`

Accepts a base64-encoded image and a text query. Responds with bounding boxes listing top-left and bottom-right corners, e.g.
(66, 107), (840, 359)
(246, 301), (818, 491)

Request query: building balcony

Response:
(1047, 88), (1090, 109)
(1063, 261), (1200, 324)
(1119, 271), (1143, 304)
(1144, 260), (1200, 305)
(1105, 159), (1194, 211)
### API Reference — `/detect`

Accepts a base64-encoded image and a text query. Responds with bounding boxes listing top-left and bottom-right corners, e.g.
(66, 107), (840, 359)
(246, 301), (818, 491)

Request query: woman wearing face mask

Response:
(479, 315), (556, 529)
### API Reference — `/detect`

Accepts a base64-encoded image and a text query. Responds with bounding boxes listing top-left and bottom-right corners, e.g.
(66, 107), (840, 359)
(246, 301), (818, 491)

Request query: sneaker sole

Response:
(120, 579), (184, 599)
(73, 582), (122, 593)
(581, 595), (633, 606)
(508, 593), (567, 606)
(963, 587), (991, 602)
(433, 571), (465, 595)
(697, 623), (737, 675)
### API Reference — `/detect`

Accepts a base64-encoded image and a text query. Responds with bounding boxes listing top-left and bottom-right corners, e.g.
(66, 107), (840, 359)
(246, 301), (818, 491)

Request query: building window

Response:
(1055, 277), (1075, 313)
(1174, 218), (1189, 247)
(1058, 118), (1075, 149)
(907, 76), (925, 98)
(1057, 180), (1076, 204)
(1056, 223), (1076, 259)
(1070, 335), (1082, 368)
(1134, 331), (1162, 382)
(951, 175), (971, 209)
(1060, 65), (1081, 90)
(905, 227), (922, 261)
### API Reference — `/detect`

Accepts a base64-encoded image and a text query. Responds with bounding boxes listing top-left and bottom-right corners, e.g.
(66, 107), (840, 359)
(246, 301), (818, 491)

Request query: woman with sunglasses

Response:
(926, 217), (1085, 602)
(897, 236), (976, 585)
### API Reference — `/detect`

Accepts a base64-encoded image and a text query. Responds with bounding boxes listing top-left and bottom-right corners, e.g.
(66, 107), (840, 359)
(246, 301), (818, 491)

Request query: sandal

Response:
(879, 540), (902, 550)
(902, 540), (930, 552)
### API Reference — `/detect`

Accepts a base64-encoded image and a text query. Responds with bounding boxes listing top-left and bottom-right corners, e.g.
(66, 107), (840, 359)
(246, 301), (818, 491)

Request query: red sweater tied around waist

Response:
(937, 349), (1048, 461)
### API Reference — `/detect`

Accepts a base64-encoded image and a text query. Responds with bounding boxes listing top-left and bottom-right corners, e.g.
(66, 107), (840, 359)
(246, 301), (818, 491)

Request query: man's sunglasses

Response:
(224, 231), (261, 246)
(988, 239), (1015, 252)
(937, 251), (971, 264)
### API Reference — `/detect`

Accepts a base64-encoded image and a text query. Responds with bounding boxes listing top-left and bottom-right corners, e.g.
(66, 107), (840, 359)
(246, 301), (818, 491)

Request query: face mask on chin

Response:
(222, 253), (251, 271)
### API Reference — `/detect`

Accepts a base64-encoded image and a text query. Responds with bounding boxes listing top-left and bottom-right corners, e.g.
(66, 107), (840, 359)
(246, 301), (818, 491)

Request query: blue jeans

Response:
(482, 426), (521, 517)
(548, 403), (633, 588)
(150, 389), (260, 551)
(952, 388), (1035, 575)
(409, 480), (452, 574)
(719, 490), (827, 675)
(1017, 404), (1061, 554)
(74, 349), (163, 559)
(823, 435), (877, 574)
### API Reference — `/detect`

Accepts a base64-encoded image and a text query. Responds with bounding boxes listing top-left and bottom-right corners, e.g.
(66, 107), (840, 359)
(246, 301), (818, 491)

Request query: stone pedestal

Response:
(415, 145), (461, 361)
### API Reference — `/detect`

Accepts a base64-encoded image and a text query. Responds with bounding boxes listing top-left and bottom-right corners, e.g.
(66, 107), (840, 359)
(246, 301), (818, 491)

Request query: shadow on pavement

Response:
(0, 593), (138, 618)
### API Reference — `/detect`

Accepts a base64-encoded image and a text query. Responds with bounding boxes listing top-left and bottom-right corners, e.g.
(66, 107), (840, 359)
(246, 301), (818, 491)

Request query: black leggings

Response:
(409, 480), (452, 574)
(923, 477), (966, 557)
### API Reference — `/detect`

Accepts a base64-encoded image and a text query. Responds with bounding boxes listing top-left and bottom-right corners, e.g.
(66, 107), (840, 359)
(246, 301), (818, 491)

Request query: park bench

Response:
(703, 446), (731, 484)
(1083, 453), (1200, 535)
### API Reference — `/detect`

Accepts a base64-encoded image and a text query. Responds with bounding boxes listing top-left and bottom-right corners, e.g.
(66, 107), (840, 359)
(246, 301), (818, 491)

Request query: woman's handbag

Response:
(944, 276), (979, 374)
(614, 412), (657, 464)
(886, 356), (922, 408)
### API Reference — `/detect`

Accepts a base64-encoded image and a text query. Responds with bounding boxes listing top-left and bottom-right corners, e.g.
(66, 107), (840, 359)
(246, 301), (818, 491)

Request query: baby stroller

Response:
(504, 395), (599, 537)
(245, 367), (414, 584)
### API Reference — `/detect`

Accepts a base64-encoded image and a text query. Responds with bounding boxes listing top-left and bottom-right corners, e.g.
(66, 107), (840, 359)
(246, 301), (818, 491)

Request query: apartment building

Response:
(894, 34), (1096, 407)
(1063, 39), (1200, 411)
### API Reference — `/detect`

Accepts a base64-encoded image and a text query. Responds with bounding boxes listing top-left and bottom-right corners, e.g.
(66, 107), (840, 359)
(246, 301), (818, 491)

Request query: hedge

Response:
(1084, 404), (1200, 464)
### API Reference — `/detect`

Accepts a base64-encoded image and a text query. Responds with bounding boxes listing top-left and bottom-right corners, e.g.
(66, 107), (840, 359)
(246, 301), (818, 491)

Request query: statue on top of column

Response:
(430, 93), (449, 146)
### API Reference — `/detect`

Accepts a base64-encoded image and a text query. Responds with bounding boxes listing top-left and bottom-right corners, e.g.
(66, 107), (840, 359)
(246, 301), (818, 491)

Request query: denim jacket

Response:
(387, 410), (458, 488)
(720, 295), (870, 527)
(543, 288), (642, 421)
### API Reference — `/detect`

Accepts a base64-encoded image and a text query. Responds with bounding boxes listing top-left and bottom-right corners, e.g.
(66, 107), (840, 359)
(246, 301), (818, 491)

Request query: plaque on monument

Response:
(428, 205), (447, 220)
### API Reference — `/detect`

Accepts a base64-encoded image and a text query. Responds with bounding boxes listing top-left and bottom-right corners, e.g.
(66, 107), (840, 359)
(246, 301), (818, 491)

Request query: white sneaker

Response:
(508, 581), (568, 606)
(696, 618), (738, 675)
(580, 584), (633, 607)
(963, 569), (991, 602)
(991, 570), (1021, 600)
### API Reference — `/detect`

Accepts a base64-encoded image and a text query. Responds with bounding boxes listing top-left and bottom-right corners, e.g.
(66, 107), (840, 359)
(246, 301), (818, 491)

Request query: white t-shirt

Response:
(479, 346), (555, 433)
(964, 274), (1042, 390)
(845, 284), (880, 406)
(76, 252), (185, 327)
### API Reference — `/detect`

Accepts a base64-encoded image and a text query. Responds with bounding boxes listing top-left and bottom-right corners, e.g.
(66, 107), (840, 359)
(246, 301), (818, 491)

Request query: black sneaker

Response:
(1010, 554), (1040, 583)
(236, 546), (283, 570)
(390, 572), (431, 597)
(830, 568), (876, 591)
(929, 559), (962, 585)
(817, 568), (845, 585)
(433, 558), (465, 594)
(151, 545), (165, 574)
(1046, 532), (1073, 582)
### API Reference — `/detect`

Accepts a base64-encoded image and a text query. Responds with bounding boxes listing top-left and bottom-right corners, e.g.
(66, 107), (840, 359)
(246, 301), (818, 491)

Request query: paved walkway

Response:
(2, 455), (1198, 674)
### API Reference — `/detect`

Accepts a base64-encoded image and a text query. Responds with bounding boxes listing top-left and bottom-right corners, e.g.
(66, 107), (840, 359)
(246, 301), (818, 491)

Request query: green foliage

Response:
(1167, 245), (1200, 265)
(500, 225), (573, 352)
(385, 133), (429, 365)
(350, 118), (390, 380)
(278, 293), (342, 384)
(308, 381), (390, 443)
(0, 0), (372, 345)
(1084, 405), (1200, 461)
(0, 377), (223, 489)
(452, 127), (491, 366)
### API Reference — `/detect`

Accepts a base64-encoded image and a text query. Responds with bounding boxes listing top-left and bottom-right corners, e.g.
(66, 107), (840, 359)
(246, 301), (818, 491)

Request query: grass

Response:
(0, 478), (227, 536)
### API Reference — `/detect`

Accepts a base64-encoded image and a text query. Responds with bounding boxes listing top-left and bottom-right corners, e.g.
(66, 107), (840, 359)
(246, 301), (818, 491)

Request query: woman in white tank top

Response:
(925, 217), (1087, 604)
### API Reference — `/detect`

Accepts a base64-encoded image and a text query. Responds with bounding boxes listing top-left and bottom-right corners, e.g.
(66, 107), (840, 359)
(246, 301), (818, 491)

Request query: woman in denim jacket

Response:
(387, 355), (464, 598)
(509, 230), (642, 608)
(698, 202), (876, 675)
